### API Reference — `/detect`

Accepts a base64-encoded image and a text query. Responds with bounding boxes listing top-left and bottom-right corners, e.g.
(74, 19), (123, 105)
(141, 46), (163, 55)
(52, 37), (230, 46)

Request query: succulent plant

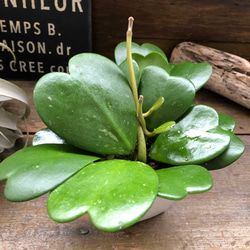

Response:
(0, 18), (244, 232)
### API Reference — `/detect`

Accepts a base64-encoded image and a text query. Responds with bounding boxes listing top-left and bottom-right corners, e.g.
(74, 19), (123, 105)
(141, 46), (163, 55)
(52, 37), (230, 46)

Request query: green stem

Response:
(137, 123), (147, 163)
(126, 17), (139, 113)
(126, 17), (147, 162)
(138, 95), (155, 137)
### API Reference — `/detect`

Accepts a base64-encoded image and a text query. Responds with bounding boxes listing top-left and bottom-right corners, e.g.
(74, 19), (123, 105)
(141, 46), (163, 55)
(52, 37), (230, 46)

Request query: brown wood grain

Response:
(0, 136), (249, 249)
(91, 0), (250, 61)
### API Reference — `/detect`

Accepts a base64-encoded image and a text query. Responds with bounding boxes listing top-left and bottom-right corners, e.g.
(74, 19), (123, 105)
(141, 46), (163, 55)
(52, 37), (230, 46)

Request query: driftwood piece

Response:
(170, 42), (250, 109)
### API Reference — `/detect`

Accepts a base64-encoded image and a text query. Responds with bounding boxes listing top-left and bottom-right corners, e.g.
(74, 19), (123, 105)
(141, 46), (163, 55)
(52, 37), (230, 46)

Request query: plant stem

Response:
(137, 123), (147, 163)
(126, 17), (147, 163)
(138, 95), (155, 137)
(126, 17), (139, 113)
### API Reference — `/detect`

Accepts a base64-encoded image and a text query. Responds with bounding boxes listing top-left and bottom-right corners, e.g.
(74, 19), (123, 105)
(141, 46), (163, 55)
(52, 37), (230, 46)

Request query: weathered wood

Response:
(170, 42), (250, 109)
(0, 135), (249, 249)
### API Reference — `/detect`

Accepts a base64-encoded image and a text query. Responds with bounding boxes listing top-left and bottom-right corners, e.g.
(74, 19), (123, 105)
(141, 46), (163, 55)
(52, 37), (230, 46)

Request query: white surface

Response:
(139, 197), (174, 221)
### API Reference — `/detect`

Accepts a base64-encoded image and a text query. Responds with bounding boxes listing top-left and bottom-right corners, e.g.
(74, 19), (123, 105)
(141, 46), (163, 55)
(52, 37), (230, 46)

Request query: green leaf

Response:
(153, 121), (175, 135)
(150, 105), (231, 165)
(201, 132), (245, 170)
(47, 159), (159, 232)
(218, 112), (236, 132)
(157, 165), (213, 200)
(149, 96), (165, 113)
(132, 53), (169, 75)
(139, 66), (196, 131)
(170, 62), (212, 91)
(0, 144), (100, 201)
(115, 41), (168, 66)
(34, 53), (137, 155)
(119, 59), (140, 88)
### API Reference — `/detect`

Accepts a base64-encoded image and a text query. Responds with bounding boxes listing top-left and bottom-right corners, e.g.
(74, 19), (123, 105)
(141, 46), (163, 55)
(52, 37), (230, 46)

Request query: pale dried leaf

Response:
(0, 78), (30, 152)
(0, 78), (30, 119)
(0, 108), (19, 130)
(0, 127), (23, 149)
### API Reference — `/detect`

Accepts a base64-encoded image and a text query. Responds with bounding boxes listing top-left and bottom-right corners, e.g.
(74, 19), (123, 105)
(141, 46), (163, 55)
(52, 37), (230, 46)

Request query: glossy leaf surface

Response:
(201, 132), (245, 170)
(218, 112), (236, 132)
(170, 62), (212, 91)
(132, 53), (169, 75)
(150, 105), (231, 165)
(119, 59), (140, 87)
(47, 160), (159, 232)
(157, 165), (213, 200)
(32, 128), (66, 145)
(34, 54), (137, 155)
(0, 144), (99, 201)
(139, 66), (195, 130)
(115, 42), (168, 65)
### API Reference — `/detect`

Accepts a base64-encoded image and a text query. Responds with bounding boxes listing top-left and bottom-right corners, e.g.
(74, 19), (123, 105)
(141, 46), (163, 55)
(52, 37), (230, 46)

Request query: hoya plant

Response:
(0, 18), (244, 232)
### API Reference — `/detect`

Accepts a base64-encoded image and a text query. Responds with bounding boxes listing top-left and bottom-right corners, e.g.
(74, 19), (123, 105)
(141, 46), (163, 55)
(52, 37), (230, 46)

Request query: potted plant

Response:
(0, 17), (244, 232)
(0, 43), (30, 154)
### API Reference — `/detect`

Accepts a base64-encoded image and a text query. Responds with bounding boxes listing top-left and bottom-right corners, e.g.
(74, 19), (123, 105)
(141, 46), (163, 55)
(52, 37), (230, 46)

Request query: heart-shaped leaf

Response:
(0, 144), (100, 201)
(47, 159), (159, 232)
(150, 105), (231, 165)
(139, 66), (196, 131)
(156, 165), (213, 200)
(132, 53), (169, 75)
(115, 41), (168, 65)
(170, 62), (212, 91)
(201, 132), (245, 170)
(34, 54), (138, 155)
(119, 52), (169, 88)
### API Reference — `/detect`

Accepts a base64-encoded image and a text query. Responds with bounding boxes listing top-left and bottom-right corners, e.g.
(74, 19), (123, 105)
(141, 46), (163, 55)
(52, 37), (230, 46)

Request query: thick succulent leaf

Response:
(114, 41), (168, 65)
(157, 165), (213, 200)
(32, 128), (66, 145)
(119, 59), (140, 88)
(170, 62), (212, 91)
(47, 160), (159, 232)
(201, 132), (245, 170)
(132, 53), (169, 74)
(0, 144), (100, 201)
(139, 66), (195, 131)
(34, 53), (137, 155)
(218, 112), (236, 132)
(150, 105), (231, 165)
